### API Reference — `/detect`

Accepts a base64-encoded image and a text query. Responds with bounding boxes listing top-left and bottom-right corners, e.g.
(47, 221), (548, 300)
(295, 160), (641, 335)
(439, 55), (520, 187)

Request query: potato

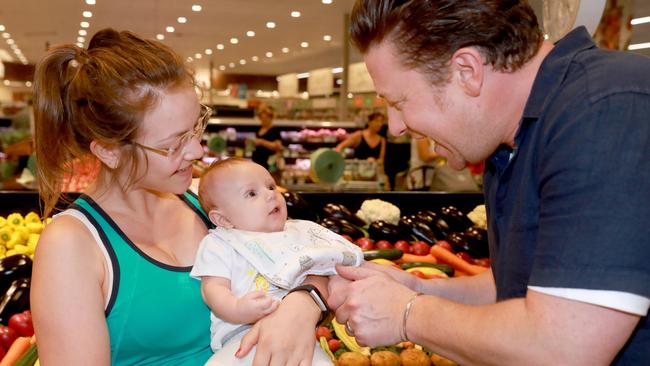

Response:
(370, 351), (401, 366)
(338, 352), (371, 366)
(400, 348), (431, 366)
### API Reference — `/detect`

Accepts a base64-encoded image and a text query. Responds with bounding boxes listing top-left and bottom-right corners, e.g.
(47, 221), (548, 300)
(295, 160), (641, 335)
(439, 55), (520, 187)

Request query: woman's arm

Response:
(200, 276), (278, 324)
(335, 131), (361, 153)
(255, 138), (283, 153)
(31, 216), (111, 365)
(416, 138), (439, 162)
(238, 275), (328, 366)
(378, 137), (387, 163)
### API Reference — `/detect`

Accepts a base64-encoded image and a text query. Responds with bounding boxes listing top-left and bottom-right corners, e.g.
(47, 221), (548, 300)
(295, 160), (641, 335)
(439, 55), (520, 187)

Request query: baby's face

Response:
(211, 162), (287, 232)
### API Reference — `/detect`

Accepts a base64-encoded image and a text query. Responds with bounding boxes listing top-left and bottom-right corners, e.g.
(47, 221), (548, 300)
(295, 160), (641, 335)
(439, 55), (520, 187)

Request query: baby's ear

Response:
(209, 209), (233, 228)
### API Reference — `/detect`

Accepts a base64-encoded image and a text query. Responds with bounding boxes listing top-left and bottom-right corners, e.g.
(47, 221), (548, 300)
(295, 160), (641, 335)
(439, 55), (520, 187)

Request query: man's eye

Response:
(245, 191), (256, 198)
(268, 184), (276, 190)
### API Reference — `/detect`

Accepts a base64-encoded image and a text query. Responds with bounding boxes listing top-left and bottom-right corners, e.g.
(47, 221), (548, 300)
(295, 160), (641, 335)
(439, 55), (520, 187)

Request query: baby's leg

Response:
(204, 331), (334, 365)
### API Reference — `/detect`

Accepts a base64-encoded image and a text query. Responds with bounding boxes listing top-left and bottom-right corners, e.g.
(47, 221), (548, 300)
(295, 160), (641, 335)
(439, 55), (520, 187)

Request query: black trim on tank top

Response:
(78, 194), (194, 272)
(69, 201), (120, 317)
(179, 191), (214, 229)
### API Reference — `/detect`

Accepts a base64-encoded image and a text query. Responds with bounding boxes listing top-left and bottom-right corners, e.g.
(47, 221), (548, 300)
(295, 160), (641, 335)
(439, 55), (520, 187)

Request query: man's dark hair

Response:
(350, 0), (543, 84)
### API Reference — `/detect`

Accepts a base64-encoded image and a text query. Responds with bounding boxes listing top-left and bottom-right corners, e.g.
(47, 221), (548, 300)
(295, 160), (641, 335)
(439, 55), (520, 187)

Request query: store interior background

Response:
(1, 0), (649, 193)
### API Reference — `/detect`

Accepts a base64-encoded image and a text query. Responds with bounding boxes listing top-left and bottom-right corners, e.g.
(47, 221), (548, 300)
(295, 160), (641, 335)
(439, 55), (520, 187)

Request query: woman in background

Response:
(251, 105), (283, 172)
(335, 112), (386, 163)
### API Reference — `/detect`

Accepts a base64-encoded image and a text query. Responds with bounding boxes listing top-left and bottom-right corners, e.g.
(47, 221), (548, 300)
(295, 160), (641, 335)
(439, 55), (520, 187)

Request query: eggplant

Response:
(319, 217), (365, 239)
(445, 231), (485, 259)
(0, 277), (30, 324)
(367, 220), (402, 243)
(464, 226), (490, 258)
(321, 203), (367, 227)
(438, 206), (474, 232)
(0, 254), (32, 296)
(398, 215), (436, 246)
(415, 210), (450, 240)
(282, 191), (318, 221)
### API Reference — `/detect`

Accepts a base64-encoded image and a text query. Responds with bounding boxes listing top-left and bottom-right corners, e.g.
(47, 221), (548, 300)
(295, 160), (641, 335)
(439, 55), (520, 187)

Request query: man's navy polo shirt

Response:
(483, 27), (650, 364)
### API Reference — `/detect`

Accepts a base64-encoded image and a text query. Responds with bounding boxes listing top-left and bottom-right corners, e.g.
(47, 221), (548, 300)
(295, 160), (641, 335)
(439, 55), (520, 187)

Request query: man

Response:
(327, 1), (650, 364)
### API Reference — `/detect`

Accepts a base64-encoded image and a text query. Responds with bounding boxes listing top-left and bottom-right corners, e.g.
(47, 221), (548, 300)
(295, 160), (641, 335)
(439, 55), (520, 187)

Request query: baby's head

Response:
(199, 158), (287, 232)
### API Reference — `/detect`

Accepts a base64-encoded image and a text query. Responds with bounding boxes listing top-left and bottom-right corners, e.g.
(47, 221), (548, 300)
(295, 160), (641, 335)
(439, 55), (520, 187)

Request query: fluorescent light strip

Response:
(631, 16), (650, 25)
(628, 42), (650, 50)
(296, 72), (310, 79)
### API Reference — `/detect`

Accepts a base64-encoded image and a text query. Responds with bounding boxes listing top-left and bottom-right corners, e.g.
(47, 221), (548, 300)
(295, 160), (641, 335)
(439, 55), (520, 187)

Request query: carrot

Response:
(397, 253), (438, 264)
(0, 337), (32, 366)
(430, 245), (487, 276)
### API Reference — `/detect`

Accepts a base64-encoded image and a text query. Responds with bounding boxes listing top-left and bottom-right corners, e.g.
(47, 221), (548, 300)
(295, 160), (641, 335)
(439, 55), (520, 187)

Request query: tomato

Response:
(456, 252), (473, 264)
(315, 326), (332, 341)
(435, 240), (454, 252)
(0, 325), (17, 351)
(8, 312), (34, 337)
(375, 240), (393, 250)
(394, 240), (411, 254)
(411, 240), (431, 256)
(341, 234), (354, 243)
(354, 237), (375, 251)
(328, 338), (341, 352)
(0, 344), (5, 358)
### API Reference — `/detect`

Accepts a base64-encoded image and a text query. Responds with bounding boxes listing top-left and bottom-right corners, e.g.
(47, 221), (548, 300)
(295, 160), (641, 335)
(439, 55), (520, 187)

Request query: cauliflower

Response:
(356, 199), (401, 226)
(467, 204), (487, 229)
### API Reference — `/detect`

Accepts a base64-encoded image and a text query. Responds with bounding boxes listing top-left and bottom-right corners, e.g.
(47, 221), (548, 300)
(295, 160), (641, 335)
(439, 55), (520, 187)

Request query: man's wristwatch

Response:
(285, 284), (330, 325)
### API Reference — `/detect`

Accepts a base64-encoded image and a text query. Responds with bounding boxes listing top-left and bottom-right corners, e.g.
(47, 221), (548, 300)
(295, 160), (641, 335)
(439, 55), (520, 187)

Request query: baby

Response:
(191, 158), (363, 365)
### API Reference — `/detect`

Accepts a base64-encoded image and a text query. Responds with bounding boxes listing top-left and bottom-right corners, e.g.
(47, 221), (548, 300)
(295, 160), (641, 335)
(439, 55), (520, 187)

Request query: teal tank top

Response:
(70, 191), (213, 365)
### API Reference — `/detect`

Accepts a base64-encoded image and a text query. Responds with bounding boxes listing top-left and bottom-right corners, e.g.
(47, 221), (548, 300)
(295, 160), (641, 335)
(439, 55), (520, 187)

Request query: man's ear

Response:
(209, 209), (233, 229)
(450, 47), (484, 98)
(90, 140), (121, 169)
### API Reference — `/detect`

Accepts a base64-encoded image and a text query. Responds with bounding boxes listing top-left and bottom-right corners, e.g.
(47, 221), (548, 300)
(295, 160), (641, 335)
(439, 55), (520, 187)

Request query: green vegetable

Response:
(363, 249), (403, 261)
(14, 342), (38, 366)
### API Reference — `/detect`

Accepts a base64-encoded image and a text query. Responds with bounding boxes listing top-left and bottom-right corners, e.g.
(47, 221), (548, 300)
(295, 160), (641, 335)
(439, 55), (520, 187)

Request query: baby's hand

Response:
(237, 291), (279, 323)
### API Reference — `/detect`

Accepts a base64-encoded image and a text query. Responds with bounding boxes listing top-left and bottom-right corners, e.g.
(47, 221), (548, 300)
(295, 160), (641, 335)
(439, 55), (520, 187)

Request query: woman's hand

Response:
(327, 264), (418, 347)
(238, 290), (320, 366)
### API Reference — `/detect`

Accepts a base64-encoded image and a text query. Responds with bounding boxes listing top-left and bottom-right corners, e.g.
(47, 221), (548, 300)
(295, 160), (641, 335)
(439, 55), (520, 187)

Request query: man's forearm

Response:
(420, 268), (496, 305)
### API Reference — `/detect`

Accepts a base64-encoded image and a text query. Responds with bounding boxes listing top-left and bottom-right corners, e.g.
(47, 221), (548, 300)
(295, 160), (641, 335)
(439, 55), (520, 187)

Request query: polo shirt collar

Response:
(522, 26), (597, 121)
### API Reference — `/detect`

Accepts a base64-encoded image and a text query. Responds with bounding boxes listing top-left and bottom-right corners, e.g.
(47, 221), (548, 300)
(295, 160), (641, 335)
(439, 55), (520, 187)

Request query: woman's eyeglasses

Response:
(132, 104), (212, 158)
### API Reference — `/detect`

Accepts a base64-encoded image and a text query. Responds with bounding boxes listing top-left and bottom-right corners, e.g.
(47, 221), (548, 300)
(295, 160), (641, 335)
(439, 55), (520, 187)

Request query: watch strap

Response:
(285, 284), (330, 325)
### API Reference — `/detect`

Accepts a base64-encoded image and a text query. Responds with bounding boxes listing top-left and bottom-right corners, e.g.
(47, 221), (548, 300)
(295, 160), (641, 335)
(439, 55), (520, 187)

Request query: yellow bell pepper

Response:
(6, 231), (23, 249)
(25, 212), (42, 225)
(6, 213), (25, 227)
(0, 226), (13, 245)
(0, 217), (6, 228)
(26, 222), (43, 234)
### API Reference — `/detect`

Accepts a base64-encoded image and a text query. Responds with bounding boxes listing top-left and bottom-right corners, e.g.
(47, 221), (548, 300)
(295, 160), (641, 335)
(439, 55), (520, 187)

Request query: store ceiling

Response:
(0, 0), (649, 79)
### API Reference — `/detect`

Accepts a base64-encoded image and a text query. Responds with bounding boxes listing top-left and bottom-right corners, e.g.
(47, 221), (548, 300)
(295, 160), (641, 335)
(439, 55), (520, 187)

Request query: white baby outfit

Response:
(190, 219), (363, 353)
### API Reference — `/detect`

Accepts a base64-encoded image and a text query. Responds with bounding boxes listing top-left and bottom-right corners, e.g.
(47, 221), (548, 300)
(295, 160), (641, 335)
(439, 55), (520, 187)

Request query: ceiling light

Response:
(266, 22), (276, 29)
(291, 11), (301, 18)
(2, 33), (10, 39)
(178, 17), (187, 23)
(332, 67), (343, 73)
(323, 35), (332, 41)
(187, 57), (194, 62)
(195, 53), (202, 59)
(10, 44), (17, 50)
(628, 42), (650, 50)
(80, 21), (89, 28)
(166, 26), (175, 33)
(25, 81), (32, 87)
(77, 37), (85, 43)
(0, 25), (5, 32)
(229, 62), (235, 68)
(6, 39), (14, 45)
(300, 42), (309, 48)
(347, 93), (353, 98)
(322, 0), (332, 4)
(85, 0), (96, 4)
(76, 42), (84, 47)
(282, 47), (289, 53)
(296, 72), (310, 79)
(79, 30), (87, 36)
(246, 31), (255, 37)
(205, 49), (213, 55)
(3, 80), (10, 86)
(216, 43), (225, 50)
(192, 4), (202, 12)
(336, 79), (342, 85)
(156, 34), (165, 40)
(230, 38), (239, 44)
(219, 65), (226, 71)
(239, 59), (246, 65)
(265, 52), (273, 58)
(82, 11), (93, 18)
(631, 16), (650, 25)
(251, 56), (259, 61)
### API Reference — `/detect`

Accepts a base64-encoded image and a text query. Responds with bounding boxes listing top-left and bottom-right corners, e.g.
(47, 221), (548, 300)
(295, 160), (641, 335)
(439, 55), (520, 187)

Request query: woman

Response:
(335, 112), (386, 163)
(251, 105), (283, 172)
(31, 28), (327, 366)
(407, 136), (440, 190)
